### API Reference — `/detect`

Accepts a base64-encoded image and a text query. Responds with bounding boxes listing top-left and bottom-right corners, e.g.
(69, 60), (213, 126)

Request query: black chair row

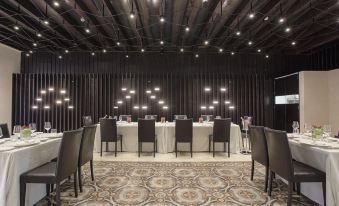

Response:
(20, 125), (97, 206)
(249, 126), (326, 206)
(100, 118), (232, 158)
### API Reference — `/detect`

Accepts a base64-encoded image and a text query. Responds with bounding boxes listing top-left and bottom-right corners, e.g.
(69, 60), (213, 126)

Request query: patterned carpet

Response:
(38, 161), (318, 206)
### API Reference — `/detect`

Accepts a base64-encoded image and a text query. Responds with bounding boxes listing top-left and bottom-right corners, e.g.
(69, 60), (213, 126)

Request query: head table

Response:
(287, 133), (339, 206)
(0, 133), (62, 206)
(94, 122), (243, 154)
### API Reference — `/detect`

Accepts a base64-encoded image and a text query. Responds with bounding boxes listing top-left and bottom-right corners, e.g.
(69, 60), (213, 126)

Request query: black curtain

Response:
(12, 73), (272, 132)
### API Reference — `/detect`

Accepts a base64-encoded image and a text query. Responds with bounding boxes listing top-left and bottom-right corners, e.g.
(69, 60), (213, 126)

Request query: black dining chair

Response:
(20, 129), (83, 206)
(78, 124), (97, 192)
(0, 123), (10, 138)
(249, 125), (269, 192)
(82, 116), (93, 126)
(100, 118), (123, 157)
(138, 119), (157, 157)
(208, 118), (231, 157)
(175, 119), (193, 157)
(264, 128), (326, 206)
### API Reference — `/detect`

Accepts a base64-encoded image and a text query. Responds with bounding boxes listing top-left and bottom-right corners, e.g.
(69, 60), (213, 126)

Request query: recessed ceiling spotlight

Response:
(291, 41), (296, 46)
(43, 20), (49, 25)
(160, 40), (164, 45)
(53, 1), (60, 7)
(257, 49), (261, 53)
(231, 51), (235, 55)
(265, 54), (269, 58)
(102, 49), (107, 53)
(195, 54), (199, 58)
(58, 55), (62, 59)
(29, 50), (33, 54)
(180, 48), (184, 52)
(248, 41), (253, 46)
(125, 55), (129, 58)
(204, 40), (209, 45)
(160, 15), (165, 23)
(219, 48), (223, 53)
(285, 27), (291, 33)
(248, 13), (255, 19)
(65, 49), (69, 53)
(278, 17), (285, 24)
(236, 31), (241, 36)
(91, 52), (95, 56)
(37, 33), (42, 37)
(264, 16), (269, 21)
(116, 41), (121, 46)
(185, 26), (190, 32)
(141, 48), (145, 52)
(33, 43), (37, 47)
(14, 25), (20, 30)
(204, 87), (211, 92)
(85, 28), (91, 33)
(26, 53), (30, 57)
(130, 11), (135, 19)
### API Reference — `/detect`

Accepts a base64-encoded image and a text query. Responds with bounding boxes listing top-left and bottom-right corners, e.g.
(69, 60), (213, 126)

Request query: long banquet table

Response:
(287, 134), (339, 206)
(0, 134), (62, 206)
(94, 122), (242, 154)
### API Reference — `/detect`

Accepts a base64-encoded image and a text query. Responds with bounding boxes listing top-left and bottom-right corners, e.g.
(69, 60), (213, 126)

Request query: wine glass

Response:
(44, 122), (51, 133)
(29, 123), (37, 133)
(304, 123), (312, 134)
(13, 125), (21, 139)
(0, 127), (3, 138)
(119, 116), (122, 122)
(323, 125), (331, 139)
(292, 121), (299, 133)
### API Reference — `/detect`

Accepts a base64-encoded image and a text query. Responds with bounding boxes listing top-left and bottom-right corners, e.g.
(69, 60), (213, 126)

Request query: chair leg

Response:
(296, 182), (300, 195)
(322, 181), (326, 206)
(78, 166), (83, 193)
(120, 137), (123, 152)
(224, 142), (226, 152)
(100, 142), (102, 157)
(208, 136), (211, 153)
(55, 183), (61, 205)
(46, 184), (50, 197)
(90, 160), (94, 181)
(153, 140), (156, 158)
(264, 166), (269, 192)
(268, 170), (273, 196)
(106, 142), (108, 152)
(115, 141), (117, 157)
(138, 142), (140, 157)
(228, 142), (230, 157)
(20, 181), (26, 206)
(175, 141), (177, 158)
(190, 142), (193, 158)
(287, 181), (293, 206)
(250, 160), (254, 181)
(213, 141), (215, 157)
(74, 172), (78, 198)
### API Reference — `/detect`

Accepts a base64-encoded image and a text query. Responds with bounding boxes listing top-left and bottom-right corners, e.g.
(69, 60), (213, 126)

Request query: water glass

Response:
(51, 129), (57, 134)
(304, 123), (312, 134)
(44, 122), (51, 133)
(13, 125), (21, 138)
(29, 123), (37, 133)
(119, 116), (122, 122)
(292, 121), (299, 133)
(323, 125), (331, 137)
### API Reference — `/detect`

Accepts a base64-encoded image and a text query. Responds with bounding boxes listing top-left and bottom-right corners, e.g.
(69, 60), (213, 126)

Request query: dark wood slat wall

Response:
(12, 73), (272, 132)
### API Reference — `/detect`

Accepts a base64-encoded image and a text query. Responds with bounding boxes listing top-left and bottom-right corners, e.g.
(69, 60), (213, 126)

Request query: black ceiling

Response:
(0, 0), (338, 55)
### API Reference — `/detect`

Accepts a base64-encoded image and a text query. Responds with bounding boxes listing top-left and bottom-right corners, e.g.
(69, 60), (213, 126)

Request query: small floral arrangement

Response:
(21, 125), (31, 138)
(312, 125), (323, 140)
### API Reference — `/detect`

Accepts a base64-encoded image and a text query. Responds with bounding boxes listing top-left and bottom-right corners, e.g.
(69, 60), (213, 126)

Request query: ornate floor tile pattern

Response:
(37, 161), (318, 206)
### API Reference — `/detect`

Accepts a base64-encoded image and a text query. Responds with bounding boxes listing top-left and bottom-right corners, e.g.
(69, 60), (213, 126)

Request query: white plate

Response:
(37, 133), (62, 139)
(13, 141), (40, 148)
(0, 139), (6, 144)
(39, 137), (49, 142)
(0, 146), (15, 152)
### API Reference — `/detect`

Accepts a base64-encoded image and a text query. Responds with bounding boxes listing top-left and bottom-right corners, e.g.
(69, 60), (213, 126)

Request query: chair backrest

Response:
(174, 115), (187, 120)
(82, 116), (93, 126)
(264, 128), (293, 181)
(56, 128), (83, 181)
(100, 118), (118, 142)
(175, 119), (193, 142)
(145, 115), (157, 121)
(119, 115), (131, 121)
(0, 123), (10, 138)
(79, 125), (97, 166)
(201, 115), (214, 122)
(249, 126), (268, 166)
(138, 119), (155, 142)
(212, 118), (231, 142)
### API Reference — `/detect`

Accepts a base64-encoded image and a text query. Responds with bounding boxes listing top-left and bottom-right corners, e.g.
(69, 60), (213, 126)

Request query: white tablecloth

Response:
(288, 134), (339, 206)
(94, 122), (242, 154)
(0, 136), (61, 206)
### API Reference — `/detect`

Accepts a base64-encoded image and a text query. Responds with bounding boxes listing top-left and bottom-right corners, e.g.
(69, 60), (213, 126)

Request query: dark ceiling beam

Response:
(261, 0), (338, 54)
(0, 32), (30, 51)
(163, 0), (174, 48)
(185, 0), (220, 46)
(134, 0), (153, 47)
(170, 0), (189, 47)
(28, 0), (95, 50)
(182, 0), (201, 49)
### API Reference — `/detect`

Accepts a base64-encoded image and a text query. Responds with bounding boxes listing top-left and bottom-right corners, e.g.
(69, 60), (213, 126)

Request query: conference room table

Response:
(94, 121), (243, 154)
(0, 133), (62, 206)
(287, 133), (339, 206)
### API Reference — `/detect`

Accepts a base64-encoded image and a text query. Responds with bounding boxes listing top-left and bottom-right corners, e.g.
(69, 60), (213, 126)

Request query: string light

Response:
(236, 31), (241, 36)
(125, 54), (129, 58)
(204, 40), (209, 45)
(116, 42), (121, 46)
(231, 51), (235, 55)
(25, 53), (30, 57)
(64, 98), (70, 101)
(114, 106), (118, 109)
(43, 20), (49, 25)
(225, 101), (230, 104)
(160, 15), (165, 23)
(204, 87), (210, 92)
(58, 55), (62, 59)
(117, 100), (123, 104)
(130, 11), (135, 19)
(125, 95), (131, 99)
(68, 105), (74, 109)
(91, 52), (95, 56)
(265, 54), (269, 58)
(142, 106), (148, 110)
(32, 105), (38, 109)
(141, 48), (145, 52)
(133, 106), (139, 109)
(158, 100), (164, 104)
(279, 17), (285, 24)
(248, 41), (253, 46)
(219, 48), (223, 53)
(33, 43), (37, 47)
(146, 90), (152, 94)
(291, 41), (296, 46)
(36, 33), (42, 37)
(154, 87), (160, 91)
(160, 40), (164, 45)
(121, 87), (127, 91)
(14, 25), (19, 30)
(44, 105), (50, 109)
(201, 106), (206, 110)
(180, 48), (184, 52)
(248, 13), (255, 19)
(150, 95), (156, 99)
(36, 97), (42, 101)
(65, 49), (69, 53)
(220, 88), (226, 92)
(229, 106), (235, 109)
(56, 100), (62, 104)
(85, 28), (90, 33)
(29, 50), (33, 54)
(185, 26), (190, 32)
(209, 106), (214, 110)
(48, 87), (54, 91)
(257, 49), (261, 53)
(163, 106), (168, 110)
(285, 27), (291, 33)
(102, 49), (107, 53)
(53, 1), (60, 7)
(195, 54), (199, 58)
(213, 100), (219, 104)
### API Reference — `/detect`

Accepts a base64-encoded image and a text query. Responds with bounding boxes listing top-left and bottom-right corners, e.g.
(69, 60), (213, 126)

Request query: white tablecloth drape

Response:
(288, 135), (339, 206)
(0, 138), (61, 206)
(94, 122), (242, 154)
